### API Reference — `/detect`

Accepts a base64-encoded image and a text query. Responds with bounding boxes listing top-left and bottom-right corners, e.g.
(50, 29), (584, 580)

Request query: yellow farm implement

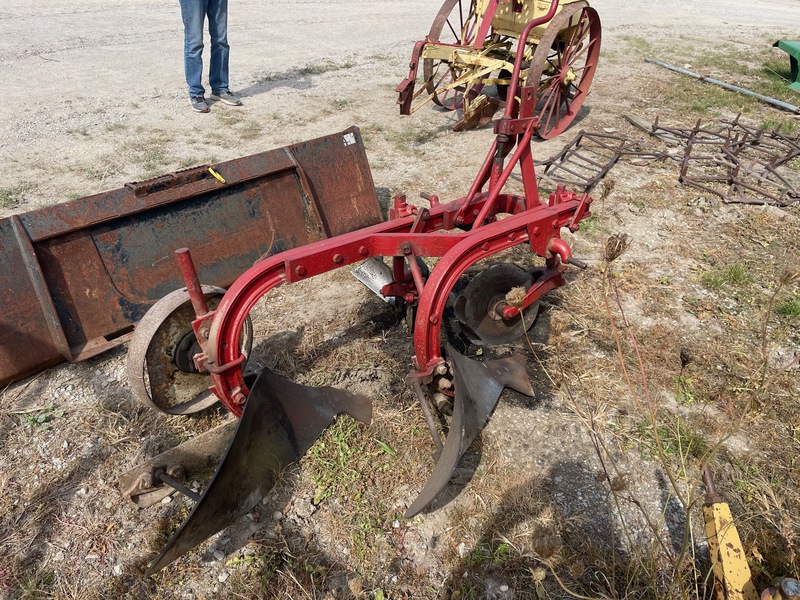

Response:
(397, 0), (601, 136)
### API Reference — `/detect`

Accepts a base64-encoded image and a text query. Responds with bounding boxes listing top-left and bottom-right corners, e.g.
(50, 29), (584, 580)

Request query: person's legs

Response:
(179, 0), (207, 98)
(207, 0), (230, 94)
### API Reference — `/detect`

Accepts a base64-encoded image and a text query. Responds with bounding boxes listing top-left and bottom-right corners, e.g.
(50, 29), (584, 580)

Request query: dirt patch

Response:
(1, 1), (799, 599)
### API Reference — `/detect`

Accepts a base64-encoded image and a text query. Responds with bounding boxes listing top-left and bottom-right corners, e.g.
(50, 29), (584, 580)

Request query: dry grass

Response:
(2, 34), (800, 600)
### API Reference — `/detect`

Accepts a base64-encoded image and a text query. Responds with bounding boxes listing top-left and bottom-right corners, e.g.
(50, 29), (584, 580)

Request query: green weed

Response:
(16, 570), (54, 599)
(307, 417), (364, 504)
(465, 542), (512, 568)
(701, 263), (751, 290)
(618, 35), (654, 55)
(387, 123), (439, 150)
(775, 296), (800, 318)
(674, 375), (696, 406)
(576, 213), (600, 235)
(635, 413), (709, 464)
(332, 98), (354, 110)
(19, 405), (64, 431)
(0, 188), (21, 208)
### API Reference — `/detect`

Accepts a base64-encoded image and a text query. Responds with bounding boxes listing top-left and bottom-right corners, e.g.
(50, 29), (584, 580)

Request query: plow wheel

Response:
(453, 263), (541, 345)
(127, 286), (253, 415)
(424, 0), (482, 110)
(526, 2), (601, 139)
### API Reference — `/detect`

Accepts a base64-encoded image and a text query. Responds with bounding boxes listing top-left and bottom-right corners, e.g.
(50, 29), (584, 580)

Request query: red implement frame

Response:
(178, 24), (594, 415)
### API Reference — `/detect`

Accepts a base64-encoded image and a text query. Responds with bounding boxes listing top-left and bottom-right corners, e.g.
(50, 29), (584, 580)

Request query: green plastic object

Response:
(774, 39), (800, 93)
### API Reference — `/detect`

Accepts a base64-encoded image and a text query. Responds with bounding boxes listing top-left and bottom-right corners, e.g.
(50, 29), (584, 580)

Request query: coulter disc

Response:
(454, 263), (540, 345)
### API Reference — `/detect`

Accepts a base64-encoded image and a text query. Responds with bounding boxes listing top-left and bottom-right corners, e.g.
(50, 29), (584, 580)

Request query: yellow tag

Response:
(208, 167), (226, 184)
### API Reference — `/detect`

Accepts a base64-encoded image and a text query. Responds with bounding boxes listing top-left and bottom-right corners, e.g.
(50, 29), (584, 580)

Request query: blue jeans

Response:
(178, 0), (230, 97)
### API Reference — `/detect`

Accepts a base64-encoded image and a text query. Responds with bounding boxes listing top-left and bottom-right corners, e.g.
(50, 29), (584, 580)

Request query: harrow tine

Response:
(404, 345), (533, 518)
(146, 368), (372, 575)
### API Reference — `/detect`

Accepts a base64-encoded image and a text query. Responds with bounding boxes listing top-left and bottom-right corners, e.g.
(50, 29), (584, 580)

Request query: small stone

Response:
(392, 520), (400, 529)
(500, 584), (509, 592)
(294, 498), (316, 519)
(273, 510), (283, 521)
(54, 551), (65, 562)
(456, 542), (467, 558)
(213, 550), (224, 561)
(113, 564), (123, 576)
(218, 571), (230, 583)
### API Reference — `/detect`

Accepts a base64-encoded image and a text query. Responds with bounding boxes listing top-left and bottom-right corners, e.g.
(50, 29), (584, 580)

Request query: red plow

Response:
(133, 80), (593, 570)
(1, 8), (595, 570)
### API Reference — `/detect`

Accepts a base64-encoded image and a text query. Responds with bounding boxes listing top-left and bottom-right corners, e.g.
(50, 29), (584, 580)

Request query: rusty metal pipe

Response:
(154, 468), (202, 503)
(645, 58), (800, 115)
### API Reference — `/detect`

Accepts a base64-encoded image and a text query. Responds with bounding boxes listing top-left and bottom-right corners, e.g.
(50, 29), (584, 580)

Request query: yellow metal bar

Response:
(703, 502), (759, 600)
(420, 46), (511, 70)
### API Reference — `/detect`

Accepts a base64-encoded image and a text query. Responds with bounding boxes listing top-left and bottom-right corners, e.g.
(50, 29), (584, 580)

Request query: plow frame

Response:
(127, 18), (595, 566)
(193, 185), (589, 416)
(178, 86), (593, 416)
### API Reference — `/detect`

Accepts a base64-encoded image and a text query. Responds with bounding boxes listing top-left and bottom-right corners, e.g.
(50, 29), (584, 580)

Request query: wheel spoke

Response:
(526, 4), (600, 138)
(562, 15), (590, 62)
(463, 19), (477, 45)
(542, 81), (561, 133)
(435, 67), (452, 89)
(445, 17), (459, 41)
(564, 26), (591, 65)
(424, 0), (482, 110)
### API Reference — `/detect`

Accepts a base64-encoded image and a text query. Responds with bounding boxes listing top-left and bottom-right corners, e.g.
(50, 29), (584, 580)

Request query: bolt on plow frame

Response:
(397, 0), (601, 135)
(126, 44), (596, 572)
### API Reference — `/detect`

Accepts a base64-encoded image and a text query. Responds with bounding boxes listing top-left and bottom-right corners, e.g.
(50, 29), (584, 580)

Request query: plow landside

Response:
(0, 127), (381, 387)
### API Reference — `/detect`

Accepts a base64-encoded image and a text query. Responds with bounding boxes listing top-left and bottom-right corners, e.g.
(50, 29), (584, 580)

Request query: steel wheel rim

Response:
(526, 3), (601, 139)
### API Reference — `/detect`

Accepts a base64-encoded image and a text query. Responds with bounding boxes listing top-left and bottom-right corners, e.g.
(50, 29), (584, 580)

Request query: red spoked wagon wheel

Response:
(526, 2), (601, 139)
(423, 0), (484, 110)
